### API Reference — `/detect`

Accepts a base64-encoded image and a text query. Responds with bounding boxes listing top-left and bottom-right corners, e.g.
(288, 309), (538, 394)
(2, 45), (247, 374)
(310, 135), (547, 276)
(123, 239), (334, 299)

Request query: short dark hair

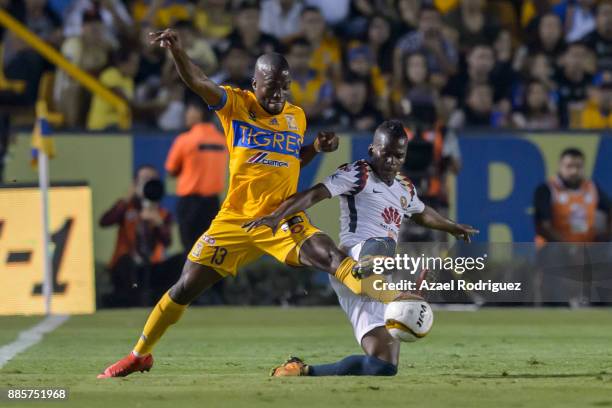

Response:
(111, 48), (136, 65)
(301, 6), (322, 17)
(419, 4), (440, 16)
(235, 0), (260, 12)
(560, 148), (584, 160)
(286, 37), (311, 52)
(377, 120), (407, 140)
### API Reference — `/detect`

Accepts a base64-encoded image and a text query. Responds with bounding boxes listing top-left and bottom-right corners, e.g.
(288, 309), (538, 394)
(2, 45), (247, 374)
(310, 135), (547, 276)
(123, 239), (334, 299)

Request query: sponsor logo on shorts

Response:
(191, 241), (204, 258)
(202, 235), (216, 246)
(247, 152), (289, 168)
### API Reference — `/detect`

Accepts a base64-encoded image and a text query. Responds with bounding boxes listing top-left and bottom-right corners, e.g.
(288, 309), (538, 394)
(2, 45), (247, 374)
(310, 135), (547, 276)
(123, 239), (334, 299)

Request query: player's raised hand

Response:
(149, 29), (182, 51)
(242, 214), (282, 234)
(315, 131), (339, 153)
(452, 224), (479, 242)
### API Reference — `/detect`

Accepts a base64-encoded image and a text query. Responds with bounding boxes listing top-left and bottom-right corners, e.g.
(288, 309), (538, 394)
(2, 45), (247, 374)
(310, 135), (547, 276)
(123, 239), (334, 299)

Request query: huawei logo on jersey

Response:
(382, 207), (402, 228)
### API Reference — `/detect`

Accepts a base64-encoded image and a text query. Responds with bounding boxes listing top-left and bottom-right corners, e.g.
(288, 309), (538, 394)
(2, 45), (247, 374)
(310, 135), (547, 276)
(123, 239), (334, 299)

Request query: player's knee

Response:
(364, 356), (398, 376)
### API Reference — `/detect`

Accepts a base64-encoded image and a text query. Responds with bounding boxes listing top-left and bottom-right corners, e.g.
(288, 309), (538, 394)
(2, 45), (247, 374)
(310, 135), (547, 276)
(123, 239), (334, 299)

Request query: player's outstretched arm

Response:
(149, 29), (223, 107)
(300, 131), (339, 168)
(242, 184), (331, 234)
(411, 206), (479, 242)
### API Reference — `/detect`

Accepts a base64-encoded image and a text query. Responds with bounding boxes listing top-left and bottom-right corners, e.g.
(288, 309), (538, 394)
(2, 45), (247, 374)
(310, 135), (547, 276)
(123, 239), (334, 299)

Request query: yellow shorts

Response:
(187, 211), (321, 276)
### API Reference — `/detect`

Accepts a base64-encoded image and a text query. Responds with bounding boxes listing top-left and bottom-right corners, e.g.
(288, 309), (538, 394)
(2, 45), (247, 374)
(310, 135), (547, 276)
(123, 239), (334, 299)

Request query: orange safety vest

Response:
(536, 177), (598, 244)
(404, 126), (444, 199)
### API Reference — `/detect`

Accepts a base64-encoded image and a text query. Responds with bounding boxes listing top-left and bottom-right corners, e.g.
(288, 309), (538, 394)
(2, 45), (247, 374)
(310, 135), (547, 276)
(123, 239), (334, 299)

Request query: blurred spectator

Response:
(322, 77), (383, 131)
(298, 6), (342, 82)
(63, 0), (133, 49)
(24, 0), (62, 47)
(216, 0), (279, 59)
(394, 5), (458, 86)
(344, 41), (388, 114)
(155, 56), (187, 130)
(130, 0), (191, 28)
(578, 75), (612, 128)
(365, 14), (395, 75)
(134, 26), (166, 108)
(392, 52), (438, 120)
(304, 0), (350, 26)
(285, 37), (333, 123)
(395, 0), (421, 34)
(54, 9), (113, 127)
(260, 0), (303, 41)
(534, 148), (611, 244)
(87, 48), (139, 130)
(174, 20), (218, 75)
(512, 80), (559, 129)
(448, 83), (507, 128)
(553, 0), (597, 43)
(525, 52), (557, 91)
(443, 0), (500, 52)
(554, 43), (593, 127)
(193, 0), (234, 44)
(100, 165), (173, 307)
(581, 0), (612, 72)
(210, 44), (253, 89)
(442, 44), (510, 111)
(344, 0), (396, 38)
(526, 13), (566, 61)
(165, 99), (227, 252)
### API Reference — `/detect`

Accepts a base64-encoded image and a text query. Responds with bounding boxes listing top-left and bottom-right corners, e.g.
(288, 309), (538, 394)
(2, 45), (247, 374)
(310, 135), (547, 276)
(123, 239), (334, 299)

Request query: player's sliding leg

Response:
(274, 327), (399, 376)
(97, 261), (223, 378)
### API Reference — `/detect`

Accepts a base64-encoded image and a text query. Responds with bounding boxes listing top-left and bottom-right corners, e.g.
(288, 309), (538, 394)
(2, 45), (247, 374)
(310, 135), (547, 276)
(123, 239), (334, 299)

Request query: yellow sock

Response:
(334, 257), (401, 303)
(334, 257), (362, 295)
(133, 291), (187, 355)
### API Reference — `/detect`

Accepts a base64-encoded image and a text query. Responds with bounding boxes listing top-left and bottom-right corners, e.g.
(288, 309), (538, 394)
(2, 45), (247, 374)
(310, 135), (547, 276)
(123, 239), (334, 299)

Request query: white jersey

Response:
(322, 160), (425, 249)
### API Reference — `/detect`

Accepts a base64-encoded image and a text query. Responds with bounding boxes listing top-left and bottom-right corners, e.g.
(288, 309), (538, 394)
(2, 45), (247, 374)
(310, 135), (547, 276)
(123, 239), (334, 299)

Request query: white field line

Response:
(0, 315), (70, 369)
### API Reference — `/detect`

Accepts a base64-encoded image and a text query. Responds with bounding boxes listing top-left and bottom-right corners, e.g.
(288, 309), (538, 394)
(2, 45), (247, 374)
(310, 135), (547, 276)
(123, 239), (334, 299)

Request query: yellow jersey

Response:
(212, 85), (307, 218)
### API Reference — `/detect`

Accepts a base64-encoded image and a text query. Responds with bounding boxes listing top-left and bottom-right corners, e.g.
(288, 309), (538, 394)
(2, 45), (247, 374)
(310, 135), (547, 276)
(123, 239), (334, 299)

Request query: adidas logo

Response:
(269, 118), (279, 125)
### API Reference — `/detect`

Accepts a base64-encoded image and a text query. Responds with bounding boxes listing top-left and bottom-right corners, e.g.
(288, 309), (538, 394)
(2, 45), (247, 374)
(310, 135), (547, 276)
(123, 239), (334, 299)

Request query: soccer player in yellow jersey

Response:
(98, 28), (380, 378)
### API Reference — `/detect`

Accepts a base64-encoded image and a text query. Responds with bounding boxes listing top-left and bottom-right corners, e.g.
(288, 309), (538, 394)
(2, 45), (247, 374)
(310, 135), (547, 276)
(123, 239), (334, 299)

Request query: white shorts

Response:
(330, 242), (386, 344)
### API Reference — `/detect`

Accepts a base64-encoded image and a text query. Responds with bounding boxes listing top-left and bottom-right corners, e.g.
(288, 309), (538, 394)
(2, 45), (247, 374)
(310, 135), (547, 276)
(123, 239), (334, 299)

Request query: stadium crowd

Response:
(0, 0), (611, 133)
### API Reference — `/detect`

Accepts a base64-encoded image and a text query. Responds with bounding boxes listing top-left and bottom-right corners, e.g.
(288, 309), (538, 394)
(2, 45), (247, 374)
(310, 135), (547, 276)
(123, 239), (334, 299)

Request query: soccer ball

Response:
(384, 300), (434, 342)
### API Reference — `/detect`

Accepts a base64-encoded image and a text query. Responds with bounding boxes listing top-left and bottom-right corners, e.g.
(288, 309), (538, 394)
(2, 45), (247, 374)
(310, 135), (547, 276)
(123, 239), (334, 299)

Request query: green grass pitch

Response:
(1, 308), (611, 408)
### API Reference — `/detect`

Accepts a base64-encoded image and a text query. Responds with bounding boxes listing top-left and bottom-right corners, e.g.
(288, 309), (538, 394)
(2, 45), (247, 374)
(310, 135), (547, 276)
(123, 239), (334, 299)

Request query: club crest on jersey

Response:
(247, 152), (289, 167)
(400, 196), (408, 210)
(285, 114), (298, 130)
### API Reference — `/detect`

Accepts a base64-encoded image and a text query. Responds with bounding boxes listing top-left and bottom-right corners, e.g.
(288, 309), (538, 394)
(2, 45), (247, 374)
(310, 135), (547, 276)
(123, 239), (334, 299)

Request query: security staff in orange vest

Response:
(165, 98), (228, 252)
(400, 110), (461, 242)
(534, 148), (611, 244)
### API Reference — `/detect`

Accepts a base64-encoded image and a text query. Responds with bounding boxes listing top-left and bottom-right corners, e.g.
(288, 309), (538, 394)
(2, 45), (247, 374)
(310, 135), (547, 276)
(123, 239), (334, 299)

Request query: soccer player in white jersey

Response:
(244, 120), (478, 376)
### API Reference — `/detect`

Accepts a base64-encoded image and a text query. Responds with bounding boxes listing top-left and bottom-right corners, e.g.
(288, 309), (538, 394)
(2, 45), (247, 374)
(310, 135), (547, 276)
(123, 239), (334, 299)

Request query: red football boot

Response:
(97, 353), (153, 378)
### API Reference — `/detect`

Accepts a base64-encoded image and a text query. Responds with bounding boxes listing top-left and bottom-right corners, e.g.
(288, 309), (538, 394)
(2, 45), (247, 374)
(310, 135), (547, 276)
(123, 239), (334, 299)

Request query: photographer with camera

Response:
(100, 165), (174, 307)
